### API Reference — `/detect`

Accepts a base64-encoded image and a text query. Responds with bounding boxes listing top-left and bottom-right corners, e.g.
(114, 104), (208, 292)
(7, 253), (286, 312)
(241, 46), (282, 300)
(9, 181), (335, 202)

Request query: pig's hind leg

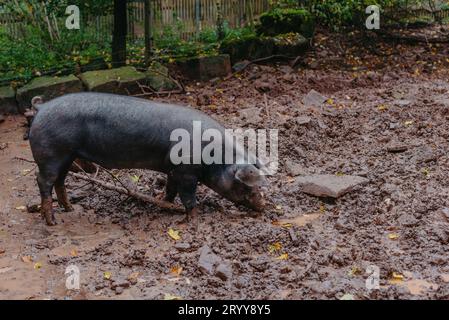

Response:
(55, 168), (74, 212)
(36, 156), (74, 226)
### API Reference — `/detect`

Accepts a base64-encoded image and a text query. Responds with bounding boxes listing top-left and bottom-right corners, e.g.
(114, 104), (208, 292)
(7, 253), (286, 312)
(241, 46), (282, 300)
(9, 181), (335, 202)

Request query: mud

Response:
(1, 27), (449, 299)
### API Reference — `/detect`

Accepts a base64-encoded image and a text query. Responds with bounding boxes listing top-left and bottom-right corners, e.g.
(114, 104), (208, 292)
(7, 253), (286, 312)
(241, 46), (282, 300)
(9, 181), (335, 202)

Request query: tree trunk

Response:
(144, 0), (153, 64)
(112, 0), (127, 67)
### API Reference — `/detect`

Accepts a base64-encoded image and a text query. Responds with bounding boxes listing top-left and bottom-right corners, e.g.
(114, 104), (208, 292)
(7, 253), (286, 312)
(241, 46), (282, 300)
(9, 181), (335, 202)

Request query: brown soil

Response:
(1, 27), (449, 300)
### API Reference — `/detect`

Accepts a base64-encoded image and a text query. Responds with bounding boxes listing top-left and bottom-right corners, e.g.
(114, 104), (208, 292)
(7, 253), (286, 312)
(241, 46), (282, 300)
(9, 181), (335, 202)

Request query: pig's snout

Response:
(245, 186), (267, 212)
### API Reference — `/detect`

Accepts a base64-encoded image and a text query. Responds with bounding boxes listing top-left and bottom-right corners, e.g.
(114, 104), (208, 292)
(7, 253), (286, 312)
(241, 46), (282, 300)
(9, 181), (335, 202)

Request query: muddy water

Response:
(1, 28), (449, 299)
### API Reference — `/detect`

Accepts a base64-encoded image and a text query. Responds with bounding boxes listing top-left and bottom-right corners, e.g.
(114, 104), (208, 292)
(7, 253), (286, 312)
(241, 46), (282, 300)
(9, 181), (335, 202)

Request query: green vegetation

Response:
(257, 8), (315, 38)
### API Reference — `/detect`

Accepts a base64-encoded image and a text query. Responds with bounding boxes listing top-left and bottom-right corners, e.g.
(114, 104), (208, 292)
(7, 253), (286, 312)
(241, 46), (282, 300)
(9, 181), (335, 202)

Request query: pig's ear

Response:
(235, 166), (263, 187)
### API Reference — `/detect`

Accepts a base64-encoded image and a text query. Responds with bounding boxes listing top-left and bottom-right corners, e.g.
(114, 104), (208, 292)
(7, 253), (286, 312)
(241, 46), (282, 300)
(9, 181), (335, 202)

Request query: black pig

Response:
(29, 93), (267, 226)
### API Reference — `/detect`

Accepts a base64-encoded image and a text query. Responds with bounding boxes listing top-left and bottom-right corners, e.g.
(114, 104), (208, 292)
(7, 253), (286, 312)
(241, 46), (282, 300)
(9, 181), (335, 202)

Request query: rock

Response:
(238, 107), (263, 125)
(303, 89), (328, 107)
(79, 66), (146, 94)
(16, 75), (83, 112)
(232, 60), (250, 72)
(0, 86), (18, 114)
(177, 54), (231, 81)
(174, 242), (191, 252)
(394, 99), (412, 107)
(111, 279), (130, 289)
(114, 286), (124, 295)
(273, 33), (309, 57)
(386, 142), (408, 153)
(295, 174), (369, 198)
(145, 62), (178, 91)
(285, 160), (305, 177)
(198, 245), (221, 275)
(215, 263), (233, 281)
(296, 115), (311, 125)
(254, 80), (271, 93)
(412, 145), (438, 163)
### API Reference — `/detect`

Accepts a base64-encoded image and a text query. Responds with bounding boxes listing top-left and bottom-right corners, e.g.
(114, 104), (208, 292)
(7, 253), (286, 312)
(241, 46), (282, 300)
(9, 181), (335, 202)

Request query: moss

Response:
(256, 8), (315, 38)
(220, 34), (275, 64)
(0, 85), (15, 99)
(80, 66), (145, 91)
(17, 75), (80, 93)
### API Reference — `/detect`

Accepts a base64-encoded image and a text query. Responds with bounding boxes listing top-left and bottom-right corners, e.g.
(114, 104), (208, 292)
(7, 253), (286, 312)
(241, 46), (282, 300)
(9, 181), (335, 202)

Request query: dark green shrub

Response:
(256, 8), (315, 38)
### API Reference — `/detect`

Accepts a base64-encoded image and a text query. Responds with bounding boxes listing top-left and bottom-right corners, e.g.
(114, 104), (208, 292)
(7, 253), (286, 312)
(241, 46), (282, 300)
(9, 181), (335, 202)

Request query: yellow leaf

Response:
(130, 175), (140, 183)
(327, 98), (334, 105)
(164, 293), (182, 300)
(404, 120), (414, 126)
(104, 271), (112, 280)
(22, 255), (32, 263)
(34, 262), (42, 270)
(286, 177), (296, 183)
(348, 266), (362, 276)
(276, 253), (289, 260)
(377, 104), (388, 111)
(335, 172), (345, 176)
(15, 206), (27, 211)
(268, 242), (282, 253)
(168, 228), (181, 241)
(275, 205), (283, 212)
(388, 233), (399, 240)
(421, 168), (430, 176)
(319, 204), (326, 213)
(70, 249), (78, 257)
(389, 272), (404, 284)
(170, 266), (183, 277)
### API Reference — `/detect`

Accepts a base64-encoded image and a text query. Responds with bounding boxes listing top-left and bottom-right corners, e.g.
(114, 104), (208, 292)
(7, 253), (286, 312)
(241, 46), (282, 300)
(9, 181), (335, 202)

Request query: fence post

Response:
(144, 0), (153, 64)
(195, 0), (201, 38)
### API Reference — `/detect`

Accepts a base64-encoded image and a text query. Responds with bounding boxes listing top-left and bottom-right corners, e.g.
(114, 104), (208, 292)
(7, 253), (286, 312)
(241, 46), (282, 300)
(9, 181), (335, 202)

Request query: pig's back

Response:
(29, 93), (225, 171)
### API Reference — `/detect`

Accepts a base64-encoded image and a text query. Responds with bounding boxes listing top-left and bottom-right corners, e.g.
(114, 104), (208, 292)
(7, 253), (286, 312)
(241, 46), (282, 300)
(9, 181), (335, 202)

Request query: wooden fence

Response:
(0, 0), (270, 41)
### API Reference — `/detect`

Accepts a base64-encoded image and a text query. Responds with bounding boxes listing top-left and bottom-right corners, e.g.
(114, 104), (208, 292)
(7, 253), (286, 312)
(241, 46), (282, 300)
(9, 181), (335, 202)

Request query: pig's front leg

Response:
(175, 173), (199, 224)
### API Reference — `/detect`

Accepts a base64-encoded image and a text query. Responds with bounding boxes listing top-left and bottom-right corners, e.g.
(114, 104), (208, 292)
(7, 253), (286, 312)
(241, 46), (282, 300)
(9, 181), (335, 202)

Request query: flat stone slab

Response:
(79, 66), (146, 94)
(295, 174), (369, 198)
(177, 54), (231, 81)
(145, 62), (178, 91)
(0, 86), (18, 114)
(303, 89), (328, 107)
(16, 75), (83, 112)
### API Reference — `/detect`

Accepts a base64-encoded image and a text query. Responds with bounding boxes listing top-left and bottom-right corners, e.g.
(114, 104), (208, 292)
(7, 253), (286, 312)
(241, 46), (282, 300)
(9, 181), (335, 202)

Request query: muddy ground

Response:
(1, 27), (449, 300)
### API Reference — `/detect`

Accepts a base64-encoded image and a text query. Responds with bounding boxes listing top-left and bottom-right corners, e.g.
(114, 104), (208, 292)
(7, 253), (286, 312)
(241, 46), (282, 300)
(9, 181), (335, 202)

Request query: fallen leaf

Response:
(319, 204), (326, 213)
(275, 205), (283, 212)
(389, 272), (404, 284)
(276, 253), (288, 260)
(103, 271), (112, 280)
(348, 266), (362, 276)
(168, 228), (181, 241)
(340, 293), (355, 300)
(22, 255), (32, 263)
(128, 272), (140, 279)
(404, 120), (414, 126)
(70, 249), (78, 257)
(15, 206), (27, 211)
(34, 262), (42, 270)
(377, 104), (388, 111)
(170, 266), (183, 277)
(388, 233), (399, 240)
(268, 242), (282, 253)
(130, 175), (140, 183)
(164, 293), (182, 300)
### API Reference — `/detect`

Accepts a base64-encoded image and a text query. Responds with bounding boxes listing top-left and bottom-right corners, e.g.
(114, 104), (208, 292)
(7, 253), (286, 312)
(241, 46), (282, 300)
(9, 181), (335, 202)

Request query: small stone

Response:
(111, 279), (130, 289)
(114, 287), (124, 295)
(198, 245), (221, 275)
(285, 160), (305, 177)
(296, 116), (311, 125)
(174, 242), (191, 252)
(215, 263), (232, 281)
(303, 89), (328, 107)
(386, 142), (408, 153)
(295, 174), (369, 198)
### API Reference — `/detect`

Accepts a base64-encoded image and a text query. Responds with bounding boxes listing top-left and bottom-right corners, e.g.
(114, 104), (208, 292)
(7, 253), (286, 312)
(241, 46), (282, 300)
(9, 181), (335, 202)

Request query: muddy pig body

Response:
(29, 92), (267, 225)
